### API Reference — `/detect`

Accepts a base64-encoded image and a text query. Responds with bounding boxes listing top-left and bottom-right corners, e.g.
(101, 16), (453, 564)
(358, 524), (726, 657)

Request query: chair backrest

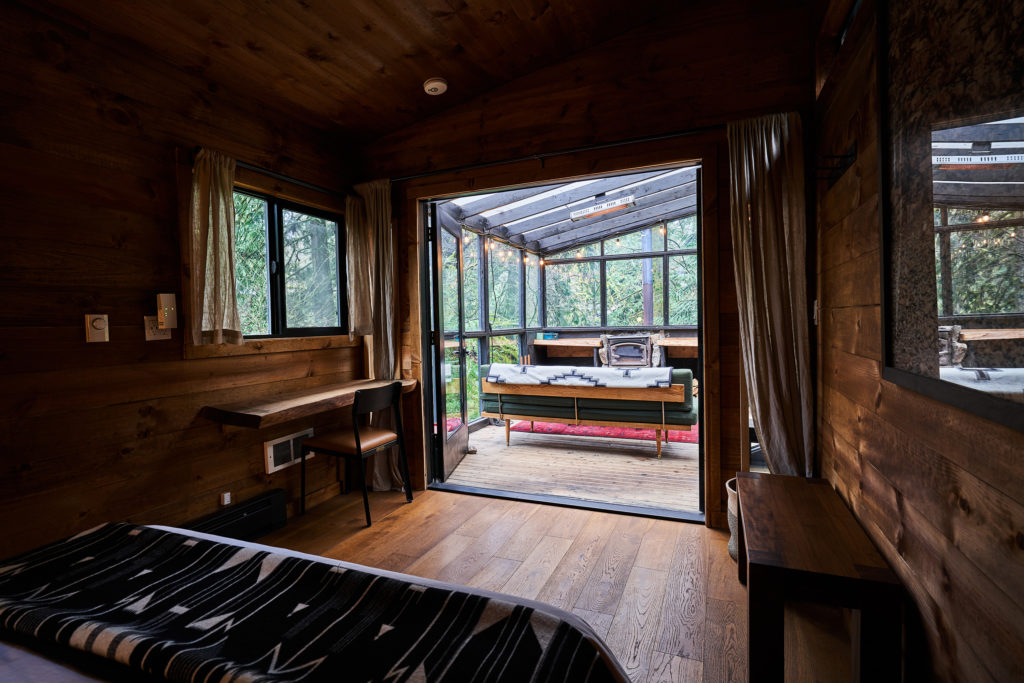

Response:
(352, 381), (402, 418)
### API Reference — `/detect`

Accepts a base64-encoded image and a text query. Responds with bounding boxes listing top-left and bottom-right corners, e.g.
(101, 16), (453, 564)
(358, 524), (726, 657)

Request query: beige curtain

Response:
(346, 179), (402, 490)
(727, 112), (813, 477)
(189, 148), (243, 345)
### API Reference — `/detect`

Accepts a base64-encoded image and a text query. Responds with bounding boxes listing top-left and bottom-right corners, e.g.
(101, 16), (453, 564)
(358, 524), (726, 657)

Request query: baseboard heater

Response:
(185, 489), (287, 541)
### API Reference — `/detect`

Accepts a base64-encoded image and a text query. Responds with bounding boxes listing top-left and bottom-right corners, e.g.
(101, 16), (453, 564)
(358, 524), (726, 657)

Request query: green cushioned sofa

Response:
(480, 364), (698, 458)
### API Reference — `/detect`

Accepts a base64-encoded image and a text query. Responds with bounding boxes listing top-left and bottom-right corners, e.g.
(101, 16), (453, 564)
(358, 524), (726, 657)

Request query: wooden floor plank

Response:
(452, 497), (515, 538)
(705, 529), (745, 604)
(430, 501), (541, 585)
(574, 514), (653, 615)
(574, 608), (616, 640)
(545, 505), (594, 540)
(702, 598), (746, 683)
(536, 512), (619, 610)
(501, 535), (574, 600)
(466, 556), (522, 591)
(648, 652), (704, 683)
(657, 523), (708, 660)
(635, 519), (683, 572)
(403, 533), (477, 578)
(605, 566), (670, 682)
(495, 504), (563, 561)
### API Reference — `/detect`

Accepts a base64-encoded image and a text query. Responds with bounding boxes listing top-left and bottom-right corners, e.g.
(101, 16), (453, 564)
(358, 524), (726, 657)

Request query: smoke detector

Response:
(423, 77), (448, 95)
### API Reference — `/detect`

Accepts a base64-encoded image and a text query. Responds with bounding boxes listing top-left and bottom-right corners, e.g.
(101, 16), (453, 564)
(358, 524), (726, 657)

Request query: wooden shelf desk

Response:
(736, 472), (902, 682)
(201, 378), (417, 429)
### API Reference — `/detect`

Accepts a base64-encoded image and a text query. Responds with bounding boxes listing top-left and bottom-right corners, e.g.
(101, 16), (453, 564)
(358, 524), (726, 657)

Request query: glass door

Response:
(432, 205), (470, 479)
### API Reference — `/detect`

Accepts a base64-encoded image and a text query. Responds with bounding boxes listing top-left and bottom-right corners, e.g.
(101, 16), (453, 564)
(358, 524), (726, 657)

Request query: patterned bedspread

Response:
(486, 363), (671, 388)
(0, 524), (626, 682)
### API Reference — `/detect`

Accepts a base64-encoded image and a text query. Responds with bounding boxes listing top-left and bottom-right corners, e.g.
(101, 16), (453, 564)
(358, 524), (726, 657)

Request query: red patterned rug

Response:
(510, 420), (699, 444)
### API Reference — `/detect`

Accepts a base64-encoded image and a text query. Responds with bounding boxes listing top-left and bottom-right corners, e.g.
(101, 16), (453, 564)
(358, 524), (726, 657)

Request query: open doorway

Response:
(422, 164), (704, 521)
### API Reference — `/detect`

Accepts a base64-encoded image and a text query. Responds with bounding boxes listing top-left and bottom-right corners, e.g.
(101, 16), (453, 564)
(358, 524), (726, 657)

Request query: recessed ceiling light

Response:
(423, 77), (448, 95)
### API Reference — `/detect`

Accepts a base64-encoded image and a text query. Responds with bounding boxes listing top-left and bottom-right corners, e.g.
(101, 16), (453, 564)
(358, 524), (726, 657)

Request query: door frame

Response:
(396, 128), (736, 527)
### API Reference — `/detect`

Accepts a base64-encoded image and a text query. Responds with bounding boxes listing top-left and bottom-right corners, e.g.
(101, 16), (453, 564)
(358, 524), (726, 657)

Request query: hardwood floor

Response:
(262, 489), (745, 683)
(445, 424), (700, 513)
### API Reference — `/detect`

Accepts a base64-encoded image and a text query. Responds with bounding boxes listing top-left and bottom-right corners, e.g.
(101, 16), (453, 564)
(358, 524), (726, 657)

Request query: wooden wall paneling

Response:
(0, 1), (366, 558)
(815, 7), (1024, 681)
(363, 0), (813, 178)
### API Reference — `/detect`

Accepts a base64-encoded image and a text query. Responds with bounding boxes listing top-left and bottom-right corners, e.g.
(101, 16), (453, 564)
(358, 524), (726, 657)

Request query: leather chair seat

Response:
(305, 427), (397, 455)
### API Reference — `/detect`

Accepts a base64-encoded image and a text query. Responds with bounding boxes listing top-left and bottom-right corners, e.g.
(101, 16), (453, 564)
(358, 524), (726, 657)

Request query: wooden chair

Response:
(299, 381), (413, 526)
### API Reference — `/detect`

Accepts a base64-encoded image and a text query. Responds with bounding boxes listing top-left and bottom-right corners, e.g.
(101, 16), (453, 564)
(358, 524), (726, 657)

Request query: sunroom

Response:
(426, 165), (706, 519)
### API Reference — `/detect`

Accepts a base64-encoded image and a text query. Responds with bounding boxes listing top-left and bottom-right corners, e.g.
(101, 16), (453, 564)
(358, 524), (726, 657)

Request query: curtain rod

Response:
(224, 157), (349, 199)
(390, 124), (724, 183)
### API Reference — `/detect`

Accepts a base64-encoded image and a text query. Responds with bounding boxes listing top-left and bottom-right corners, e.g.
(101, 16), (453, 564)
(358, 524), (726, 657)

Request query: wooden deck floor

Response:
(264, 490), (851, 683)
(445, 424), (700, 513)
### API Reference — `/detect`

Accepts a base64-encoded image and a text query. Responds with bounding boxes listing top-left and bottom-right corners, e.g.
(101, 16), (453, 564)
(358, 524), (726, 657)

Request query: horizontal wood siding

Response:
(0, 3), (359, 558)
(815, 9), (1024, 681)
(363, 0), (813, 178)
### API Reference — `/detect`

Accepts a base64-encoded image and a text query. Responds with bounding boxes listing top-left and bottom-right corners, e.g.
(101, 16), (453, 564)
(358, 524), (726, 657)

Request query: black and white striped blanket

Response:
(486, 363), (671, 388)
(0, 524), (626, 682)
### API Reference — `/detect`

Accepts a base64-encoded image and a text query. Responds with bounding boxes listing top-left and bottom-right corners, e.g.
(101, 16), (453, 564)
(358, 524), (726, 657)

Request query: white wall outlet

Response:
(157, 293), (177, 329)
(84, 314), (109, 343)
(220, 492), (231, 506)
(144, 315), (172, 341)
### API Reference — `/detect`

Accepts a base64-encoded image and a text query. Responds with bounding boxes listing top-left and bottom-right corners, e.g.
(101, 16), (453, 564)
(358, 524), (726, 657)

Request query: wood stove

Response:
(604, 334), (653, 368)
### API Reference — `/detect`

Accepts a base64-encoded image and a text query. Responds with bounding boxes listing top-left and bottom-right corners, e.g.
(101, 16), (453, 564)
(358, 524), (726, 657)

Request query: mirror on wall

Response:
(880, 0), (1024, 432)
(930, 117), (1024, 403)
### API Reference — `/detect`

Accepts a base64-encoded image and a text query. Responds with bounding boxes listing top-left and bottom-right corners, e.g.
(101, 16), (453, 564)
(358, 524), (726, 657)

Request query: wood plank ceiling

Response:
(438, 166), (699, 254)
(36, 0), (681, 144)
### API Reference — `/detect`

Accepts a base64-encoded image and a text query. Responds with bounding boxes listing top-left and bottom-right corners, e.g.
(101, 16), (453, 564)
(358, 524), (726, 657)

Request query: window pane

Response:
(444, 339), (463, 433)
(466, 338), (481, 421)
(282, 209), (340, 329)
(603, 226), (664, 255)
(667, 216), (698, 250)
(946, 207), (1024, 226)
(488, 240), (521, 329)
(441, 228), (459, 333)
(950, 226), (1024, 315)
(606, 258), (663, 326)
(668, 255), (699, 325)
(549, 243), (600, 259)
(545, 261), (600, 327)
(463, 232), (481, 332)
(489, 335), (521, 364)
(525, 254), (540, 327)
(233, 192), (270, 336)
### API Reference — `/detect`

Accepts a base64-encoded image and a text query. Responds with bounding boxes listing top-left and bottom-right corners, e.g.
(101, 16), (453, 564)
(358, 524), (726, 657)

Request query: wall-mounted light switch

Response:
(144, 315), (172, 341)
(157, 293), (177, 329)
(85, 314), (109, 343)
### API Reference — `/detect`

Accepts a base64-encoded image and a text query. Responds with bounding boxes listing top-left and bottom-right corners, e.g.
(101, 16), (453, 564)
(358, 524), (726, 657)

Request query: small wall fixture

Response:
(423, 77), (448, 95)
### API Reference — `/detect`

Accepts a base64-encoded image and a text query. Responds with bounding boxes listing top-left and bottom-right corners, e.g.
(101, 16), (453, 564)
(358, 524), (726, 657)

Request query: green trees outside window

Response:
(545, 261), (601, 327)
(934, 208), (1024, 316)
(233, 191), (344, 337)
(488, 240), (521, 329)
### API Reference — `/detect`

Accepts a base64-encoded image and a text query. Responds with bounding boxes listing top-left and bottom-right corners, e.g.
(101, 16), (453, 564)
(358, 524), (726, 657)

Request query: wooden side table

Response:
(736, 472), (902, 682)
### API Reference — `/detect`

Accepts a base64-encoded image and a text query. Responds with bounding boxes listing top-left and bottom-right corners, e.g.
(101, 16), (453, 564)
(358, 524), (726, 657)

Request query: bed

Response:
(0, 523), (628, 682)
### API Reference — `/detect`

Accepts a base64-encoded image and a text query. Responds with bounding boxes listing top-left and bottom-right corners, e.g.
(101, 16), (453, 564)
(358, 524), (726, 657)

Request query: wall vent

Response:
(264, 428), (314, 474)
